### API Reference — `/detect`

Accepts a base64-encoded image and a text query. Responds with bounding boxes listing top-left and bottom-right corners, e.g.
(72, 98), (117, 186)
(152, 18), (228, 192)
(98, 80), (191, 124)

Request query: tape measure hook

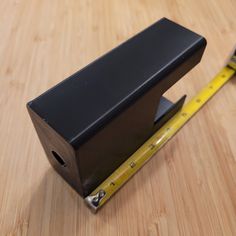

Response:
(85, 189), (106, 212)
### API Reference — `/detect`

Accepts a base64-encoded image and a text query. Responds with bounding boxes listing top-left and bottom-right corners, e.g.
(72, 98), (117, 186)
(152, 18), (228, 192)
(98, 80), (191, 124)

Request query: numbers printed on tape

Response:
(85, 66), (236, 212)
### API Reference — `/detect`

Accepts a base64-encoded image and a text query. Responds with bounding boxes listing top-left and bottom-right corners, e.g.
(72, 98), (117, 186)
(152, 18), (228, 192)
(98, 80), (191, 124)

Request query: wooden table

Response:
(1, 0), (236, 235)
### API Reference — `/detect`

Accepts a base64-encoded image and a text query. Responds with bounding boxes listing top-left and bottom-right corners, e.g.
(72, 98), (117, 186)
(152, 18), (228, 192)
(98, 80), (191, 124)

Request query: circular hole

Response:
(51, 151), (67, 167)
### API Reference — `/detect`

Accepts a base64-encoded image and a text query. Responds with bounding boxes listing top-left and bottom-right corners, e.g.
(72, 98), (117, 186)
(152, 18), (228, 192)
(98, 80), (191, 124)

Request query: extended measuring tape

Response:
(85, 50), (236, 213)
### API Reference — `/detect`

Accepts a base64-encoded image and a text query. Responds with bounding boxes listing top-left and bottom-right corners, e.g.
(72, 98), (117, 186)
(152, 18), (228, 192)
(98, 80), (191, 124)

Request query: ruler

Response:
(85, 52), (236, 213)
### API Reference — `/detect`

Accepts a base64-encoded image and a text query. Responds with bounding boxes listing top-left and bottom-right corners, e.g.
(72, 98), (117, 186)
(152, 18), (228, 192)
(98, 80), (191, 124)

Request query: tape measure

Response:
(85, 52), (236, 213)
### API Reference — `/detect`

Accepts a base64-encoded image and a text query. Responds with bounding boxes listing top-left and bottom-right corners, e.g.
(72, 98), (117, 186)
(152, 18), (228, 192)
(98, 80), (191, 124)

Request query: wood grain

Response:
(0, 0), (236, 235)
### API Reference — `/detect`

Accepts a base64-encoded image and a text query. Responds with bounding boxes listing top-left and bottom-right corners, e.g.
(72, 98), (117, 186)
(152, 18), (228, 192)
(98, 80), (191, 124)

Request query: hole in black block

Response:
(51, 151), (67, 167)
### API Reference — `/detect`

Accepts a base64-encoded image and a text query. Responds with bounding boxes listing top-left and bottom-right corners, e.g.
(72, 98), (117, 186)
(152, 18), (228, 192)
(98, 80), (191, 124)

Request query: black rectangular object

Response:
(27, 18), (206, 197)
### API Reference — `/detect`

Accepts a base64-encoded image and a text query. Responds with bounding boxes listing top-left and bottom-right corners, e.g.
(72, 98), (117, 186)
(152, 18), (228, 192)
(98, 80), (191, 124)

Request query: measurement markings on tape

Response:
(85, 63), (236, 213)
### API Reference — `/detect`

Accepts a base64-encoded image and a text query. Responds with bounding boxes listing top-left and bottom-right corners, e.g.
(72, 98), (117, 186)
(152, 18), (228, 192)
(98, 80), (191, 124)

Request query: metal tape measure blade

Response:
(85, 66), (235, 213)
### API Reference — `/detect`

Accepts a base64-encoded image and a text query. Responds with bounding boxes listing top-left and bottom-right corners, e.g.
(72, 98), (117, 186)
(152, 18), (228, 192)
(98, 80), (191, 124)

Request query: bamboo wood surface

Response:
(0, 0), (236, 235)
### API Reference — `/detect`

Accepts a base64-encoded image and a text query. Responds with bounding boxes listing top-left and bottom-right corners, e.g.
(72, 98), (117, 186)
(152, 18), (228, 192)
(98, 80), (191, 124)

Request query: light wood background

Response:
(1, 0), (236, 235)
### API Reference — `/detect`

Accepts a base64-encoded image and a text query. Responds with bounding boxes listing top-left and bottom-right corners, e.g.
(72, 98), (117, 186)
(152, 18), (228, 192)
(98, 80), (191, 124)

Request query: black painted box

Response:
(27, 18), (206, 197)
